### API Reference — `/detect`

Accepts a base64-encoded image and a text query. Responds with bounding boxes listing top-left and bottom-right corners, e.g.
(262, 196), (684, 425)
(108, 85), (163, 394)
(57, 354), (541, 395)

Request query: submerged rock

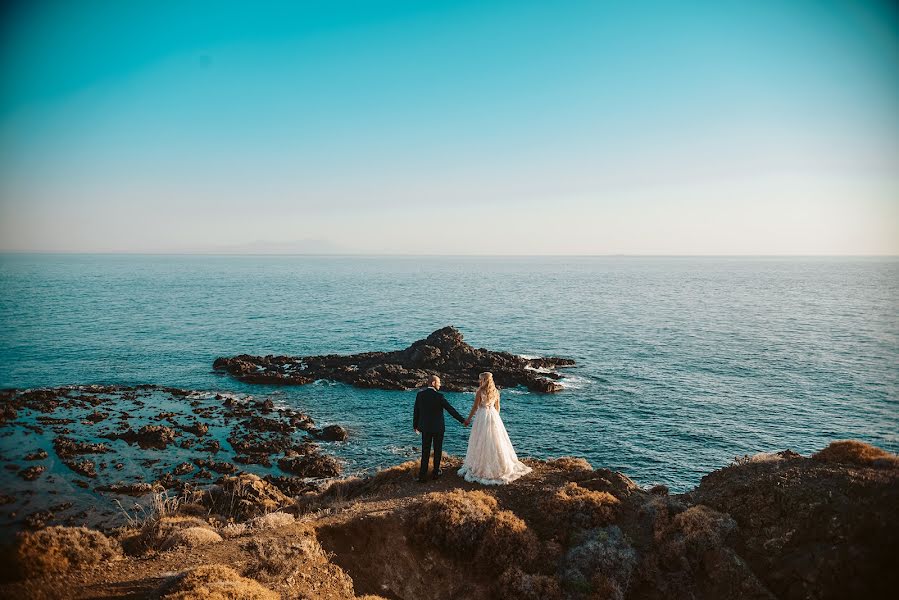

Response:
(63, 460), (97, 478)
(213, 326), (575, 393)
(24, 449), (48, 461)
(18, 465), (45, 481)
(95, 482), (158, 496)
(103, 424), (176, 449)
(53, 436), (110, 459)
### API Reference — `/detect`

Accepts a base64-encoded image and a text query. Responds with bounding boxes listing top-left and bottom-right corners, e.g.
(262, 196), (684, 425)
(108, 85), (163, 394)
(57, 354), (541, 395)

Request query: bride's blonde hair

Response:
(477, 372), (500, 406)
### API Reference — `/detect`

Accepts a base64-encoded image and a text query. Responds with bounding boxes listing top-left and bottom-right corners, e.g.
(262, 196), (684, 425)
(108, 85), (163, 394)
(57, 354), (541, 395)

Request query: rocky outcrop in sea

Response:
(213, 326), (575, 393)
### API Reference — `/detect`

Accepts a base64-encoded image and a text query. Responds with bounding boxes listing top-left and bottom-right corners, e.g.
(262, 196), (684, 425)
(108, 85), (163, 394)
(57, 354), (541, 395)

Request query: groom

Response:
(413, 374), (466, 483)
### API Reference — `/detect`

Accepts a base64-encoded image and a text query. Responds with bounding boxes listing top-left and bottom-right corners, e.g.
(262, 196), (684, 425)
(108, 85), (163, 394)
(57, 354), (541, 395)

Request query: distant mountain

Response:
(185, 239), (344, 255)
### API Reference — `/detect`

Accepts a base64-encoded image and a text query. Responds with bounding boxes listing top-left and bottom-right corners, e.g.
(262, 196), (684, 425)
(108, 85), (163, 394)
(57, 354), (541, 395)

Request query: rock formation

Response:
(213, 326), (575, 393)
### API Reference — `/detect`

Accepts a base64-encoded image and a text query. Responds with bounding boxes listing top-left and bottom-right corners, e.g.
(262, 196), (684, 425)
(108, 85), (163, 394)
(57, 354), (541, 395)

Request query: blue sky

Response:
(1, 0), (897, 254)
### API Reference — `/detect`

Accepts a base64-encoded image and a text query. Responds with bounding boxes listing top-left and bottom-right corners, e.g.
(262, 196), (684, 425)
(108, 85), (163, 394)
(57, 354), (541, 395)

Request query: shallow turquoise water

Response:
(1, 254), (897, 491)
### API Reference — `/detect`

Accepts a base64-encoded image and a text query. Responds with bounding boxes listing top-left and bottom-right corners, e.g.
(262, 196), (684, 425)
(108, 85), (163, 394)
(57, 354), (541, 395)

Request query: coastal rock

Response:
(96, 482), (159, 496)
(278, 453), (342, 478)
(18, 465), (45, 481)
(63, 460), (97, 478)
(53, 436), (110, 459)
(104, 424), (176, 449)
(173, 462), (194, 476)
(312, 424), (349, 442)
(193, 459), (237, 474)
(264, 475), (317, 496)
(213, 326), (575, 393)
(24, 449), (48, 461)
(692, 447), (899, 600)
(179, 421), (209, 437)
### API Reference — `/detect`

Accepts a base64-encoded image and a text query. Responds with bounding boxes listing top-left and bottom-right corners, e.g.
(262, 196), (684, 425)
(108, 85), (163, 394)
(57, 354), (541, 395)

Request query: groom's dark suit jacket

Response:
(413, 387), (465, 433)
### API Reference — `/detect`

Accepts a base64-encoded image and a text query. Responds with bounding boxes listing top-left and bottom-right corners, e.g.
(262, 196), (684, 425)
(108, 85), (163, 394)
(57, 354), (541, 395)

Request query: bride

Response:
(457, 372), (532, 485)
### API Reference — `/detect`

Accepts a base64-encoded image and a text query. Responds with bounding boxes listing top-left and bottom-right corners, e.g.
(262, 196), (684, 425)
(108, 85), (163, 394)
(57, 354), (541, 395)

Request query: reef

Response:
(214, 326), (575, 393)
(0, 385), (346, 537)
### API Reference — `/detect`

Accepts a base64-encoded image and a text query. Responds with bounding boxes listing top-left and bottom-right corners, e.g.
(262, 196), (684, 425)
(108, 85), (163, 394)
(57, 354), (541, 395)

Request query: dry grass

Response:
(243, 536), (322, 579)
(158, 564), (278, 600)
(540, 482), (620, 531)
(204, 473), (292, 520)
(656, 505), (736, 568)
(122, 516), (217, 555)
(496, 567), (562, 600)
(15, 526), (122, 578)
(812, 440), (899, 467)
(408, 489), (498, 556)
(242, 528), (355, 599)
(544, 456), (593, 472)
(248, 511), (295, 530)
(303, 460), (420, 510)
(160, 527), (223, 551)
(408, 489), (538, 573)
(477, 510), (539, 570)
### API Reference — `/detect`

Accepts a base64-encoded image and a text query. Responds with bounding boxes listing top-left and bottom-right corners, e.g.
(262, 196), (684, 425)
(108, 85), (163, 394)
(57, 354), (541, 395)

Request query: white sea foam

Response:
(559, 374), (591, 390)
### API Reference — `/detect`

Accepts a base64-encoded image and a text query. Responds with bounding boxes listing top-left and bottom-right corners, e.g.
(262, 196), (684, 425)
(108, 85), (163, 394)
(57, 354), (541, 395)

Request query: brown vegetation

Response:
(3, 441), (898, 600)
(812, 439), (899, 467)
(203, 472), (291, 520)
(122, 515), (217, 555)
(408, 489), (539, 573)
(540, 482), (620, 531)
(158, 564), (278, 600)
(242, 527), (356, 599)
(14, 526), (121, 578)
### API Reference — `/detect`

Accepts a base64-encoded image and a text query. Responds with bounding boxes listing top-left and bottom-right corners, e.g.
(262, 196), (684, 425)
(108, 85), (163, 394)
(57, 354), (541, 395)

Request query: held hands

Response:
(463, 418), (471, 427)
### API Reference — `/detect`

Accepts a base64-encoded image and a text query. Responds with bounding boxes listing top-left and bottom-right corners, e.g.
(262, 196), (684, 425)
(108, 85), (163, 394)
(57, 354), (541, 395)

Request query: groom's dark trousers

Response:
(413, 386), (465, 480)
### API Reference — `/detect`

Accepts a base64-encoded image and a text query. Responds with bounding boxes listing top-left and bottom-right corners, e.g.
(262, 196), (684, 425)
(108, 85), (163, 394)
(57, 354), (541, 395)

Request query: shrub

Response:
(812, 440), (899, 467)
(158, 564), (278, 600)
(540, 483), (620, 531)
(545, 457), (593, 472)
(243, 536), (323, 579)
(203, 473), (291, 520)
(656, 505), (736, 569)
(160, 527), (223, 551)
(476, 510), (539, 571)
(409, 489), (540, 573)
(15, 526), (121, 578)
(123, 516), (216, 555)
(408, 489), (498, 557)
(219, 523), (247, 538)
(558, 526), (636, 598)
(496, 567), (562, 600)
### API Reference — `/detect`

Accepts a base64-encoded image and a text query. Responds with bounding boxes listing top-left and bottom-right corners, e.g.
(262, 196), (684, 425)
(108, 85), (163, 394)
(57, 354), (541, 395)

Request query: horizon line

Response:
(1, 251), (898, 258)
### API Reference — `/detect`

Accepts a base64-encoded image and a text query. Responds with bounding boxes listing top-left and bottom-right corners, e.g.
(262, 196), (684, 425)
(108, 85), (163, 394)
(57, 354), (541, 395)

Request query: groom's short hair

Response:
(429, 375), (441, 388)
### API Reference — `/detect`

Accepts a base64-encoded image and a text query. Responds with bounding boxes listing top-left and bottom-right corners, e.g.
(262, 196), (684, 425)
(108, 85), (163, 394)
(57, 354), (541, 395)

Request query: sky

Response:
(1, 0), (897, 255)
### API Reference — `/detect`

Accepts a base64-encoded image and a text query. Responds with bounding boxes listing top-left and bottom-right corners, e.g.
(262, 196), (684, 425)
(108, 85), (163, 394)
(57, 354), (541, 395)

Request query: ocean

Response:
(1, 254), (897, 492)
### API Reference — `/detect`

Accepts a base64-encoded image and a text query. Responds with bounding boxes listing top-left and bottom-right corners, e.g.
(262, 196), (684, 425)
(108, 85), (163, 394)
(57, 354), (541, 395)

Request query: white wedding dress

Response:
(457, 394), (531, 485)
